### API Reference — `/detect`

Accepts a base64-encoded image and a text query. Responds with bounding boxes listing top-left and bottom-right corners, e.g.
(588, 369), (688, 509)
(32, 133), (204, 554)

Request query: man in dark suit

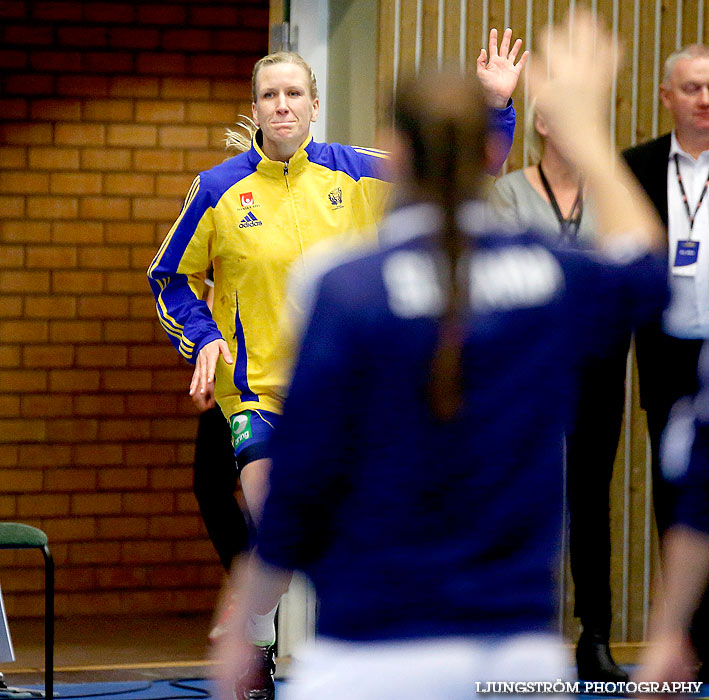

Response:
(623, 43), (709, 682)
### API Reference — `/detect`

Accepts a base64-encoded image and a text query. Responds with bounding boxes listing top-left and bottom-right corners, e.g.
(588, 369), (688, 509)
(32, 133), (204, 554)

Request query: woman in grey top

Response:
(490, 101), (629, 684)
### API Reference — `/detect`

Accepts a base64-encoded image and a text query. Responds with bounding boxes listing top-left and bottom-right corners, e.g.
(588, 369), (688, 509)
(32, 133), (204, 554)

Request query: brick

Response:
(82, 98), (133, 122)
(0, 270), (49, 292)
(125, 392), (178, 415)
(55, 567), (97, 590)
(107, 124), (156, 147)
(52, 221), (104, 244)
(161, 79), (211, 101)
(26, 245), (77, 268)
(151, 466), (192, 490)
(149, 514), (202, 538)
(57, 26), (108, 48)
(186, 150), (224, 172)
(23, 344), (74, 367)
(32, 2), (82, 21)
(0, 146), (27, 169)
(4, 24), (53, 46)
(0, 346), (21, 367)
(189, 55), (250, 78)
(151, 369), (194, 392)
(79, 196), (130, 219)
(0, 196), (24, 217)
(50, 369), (100, 392)
(73, 443), (125, 467)
(0, 419), (46, 442)
(49, 320), (102, 343)
(103, 369), (152, 391)
(4, 74), (54, 96)
(170, 588), (220, 612)
(75, 344), (127, 367)
(159, 125), (208, 149)
(0, 469), (43, 490)
(98, 466), (149, 489)
(84, 2), (135, 23)
(186, 101), (239, 125)
(30, 98), (82, 122)
(43, 517), (97, 543)
(21, 394), (71, 416)
(0, 246), (23, 267)
(133, 196), (181, 221)
(30, 51), (82, 73)
(50, 172), (103, 195)
(68, 541), (121, 564)
(0, 222), (50, 244)
(18, 444), (71, 467)
(121, 541), (172, 564)
(71, 492), (123, 516)
(130, 246), (157, 270)
(78, 295), (129, 318)
(211, 80), (252, 101)
(86, 52), (135, 75)
(26, 196), (78, 220)
(44, 468), (97, 491)
(173, 539), (215, 562)
(52, 270), (103, 293)
(155, 174), (194, 197)
(28, 146), (80, 170)
(56, 75), (109, 98)
(97, 419), (150, 441)
(24, 296), (76, 319)
(79, 245), (130, 269)
(0, 496), (17, 518)
(138, 4), (186, 25)
(104, 271), (149, 294)
(162, 29), (211, 51)
(214, 30), (267, 53)
(0, 2), (26, 19)
(18, 494), (71, 517)
(137, 53), (187, 76)
(0, 395), (20, 416)
(96, 566), (148, 589)
(0, 49), (28, 70)
(55, 123), (105, 146)
(104, 221), (153, 244)
(80, 147), (130, 171)
(0, 123), (52, 146)
(104, 173), (154, 196)
(190, 5), (241, 26)
(0, 171), (48, 194)
(74, 394), (125, 417)
(108, 27), (160, 50)
(109, 76), (159, 98)
(97, 516), (148, 539)
(2, 569), (45, 592)
(0, 444), (18, 466)
(135, 100), (185, 124)
(0, 98), (29, 120)
(45, 418), (99, 442)
(133, 149), (184, 172)
(129, 295), (158, 320)
(0, 320), (49, 342)
(124, 442), (175, 466)
(123, 491), (174, 514)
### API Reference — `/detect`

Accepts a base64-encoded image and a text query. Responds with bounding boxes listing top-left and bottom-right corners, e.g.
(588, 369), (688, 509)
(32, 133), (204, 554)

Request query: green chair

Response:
(0, 524), (53, 699)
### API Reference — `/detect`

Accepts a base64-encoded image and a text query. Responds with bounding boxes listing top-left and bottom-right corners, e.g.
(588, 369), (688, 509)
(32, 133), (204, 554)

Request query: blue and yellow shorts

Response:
(228, 409), (280, 472)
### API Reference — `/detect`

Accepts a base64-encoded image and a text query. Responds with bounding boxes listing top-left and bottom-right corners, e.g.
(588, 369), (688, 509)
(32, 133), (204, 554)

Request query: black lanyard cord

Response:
(673, 153), (709, 236)
(538, 163), (584, 241)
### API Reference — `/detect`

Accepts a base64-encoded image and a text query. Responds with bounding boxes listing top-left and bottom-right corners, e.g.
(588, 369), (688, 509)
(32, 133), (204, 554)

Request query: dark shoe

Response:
(576, 630), (629, 682)
(234, 644), (275, 700)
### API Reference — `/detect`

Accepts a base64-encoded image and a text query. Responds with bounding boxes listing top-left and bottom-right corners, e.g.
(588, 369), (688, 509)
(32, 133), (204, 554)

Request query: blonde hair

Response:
(524, 97), (543, 164)
(224, 51), (318, 154)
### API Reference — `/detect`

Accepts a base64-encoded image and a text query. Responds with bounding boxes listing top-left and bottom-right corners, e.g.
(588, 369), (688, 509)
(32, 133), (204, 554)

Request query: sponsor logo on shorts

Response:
(230, 412), (253, 447)
(239, 211), (263, 228)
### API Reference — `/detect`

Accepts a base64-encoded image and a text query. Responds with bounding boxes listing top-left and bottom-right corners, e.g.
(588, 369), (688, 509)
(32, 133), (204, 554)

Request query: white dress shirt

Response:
(664, 132), (709, 338)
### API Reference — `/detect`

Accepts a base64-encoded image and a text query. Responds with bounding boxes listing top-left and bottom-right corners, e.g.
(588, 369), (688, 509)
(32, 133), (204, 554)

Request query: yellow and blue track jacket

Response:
(148, 134), (391, 418)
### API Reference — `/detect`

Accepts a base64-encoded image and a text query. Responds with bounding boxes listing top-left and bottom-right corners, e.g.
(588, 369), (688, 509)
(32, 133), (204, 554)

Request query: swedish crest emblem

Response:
(328, 187), (343, 209)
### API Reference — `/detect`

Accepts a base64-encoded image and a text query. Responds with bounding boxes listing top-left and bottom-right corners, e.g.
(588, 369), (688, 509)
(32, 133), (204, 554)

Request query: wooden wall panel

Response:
(376, 0), (706, 645)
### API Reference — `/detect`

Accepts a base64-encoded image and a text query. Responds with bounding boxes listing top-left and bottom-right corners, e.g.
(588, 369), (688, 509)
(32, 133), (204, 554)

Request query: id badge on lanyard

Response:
(672, 154), (707, 277)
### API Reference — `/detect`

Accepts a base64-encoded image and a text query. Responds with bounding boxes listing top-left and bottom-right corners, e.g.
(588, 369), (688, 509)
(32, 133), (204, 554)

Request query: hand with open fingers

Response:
(189, 338), (233, 402)
(477, 27), (529, 109)
(529, 11), (620, 159)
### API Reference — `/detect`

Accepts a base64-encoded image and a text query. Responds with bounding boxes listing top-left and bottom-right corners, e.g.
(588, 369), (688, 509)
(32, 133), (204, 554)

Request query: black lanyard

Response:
(673, 154), (709, 236)
(538, 164), (583, 241)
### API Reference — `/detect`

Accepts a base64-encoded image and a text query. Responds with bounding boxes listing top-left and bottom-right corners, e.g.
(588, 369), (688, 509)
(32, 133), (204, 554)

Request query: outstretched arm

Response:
(477, 28), (529, 108)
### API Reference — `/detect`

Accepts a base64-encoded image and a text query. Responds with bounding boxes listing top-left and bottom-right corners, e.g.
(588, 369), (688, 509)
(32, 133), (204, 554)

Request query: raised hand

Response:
(476, 28), (529, 108)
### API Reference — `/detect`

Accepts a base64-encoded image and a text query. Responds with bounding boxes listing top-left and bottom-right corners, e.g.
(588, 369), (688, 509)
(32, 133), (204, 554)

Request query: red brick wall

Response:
(0, 0), (268, 617)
